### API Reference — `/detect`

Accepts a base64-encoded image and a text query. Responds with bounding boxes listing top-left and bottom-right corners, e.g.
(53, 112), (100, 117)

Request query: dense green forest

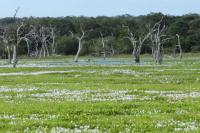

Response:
(0, 12), (200, 58)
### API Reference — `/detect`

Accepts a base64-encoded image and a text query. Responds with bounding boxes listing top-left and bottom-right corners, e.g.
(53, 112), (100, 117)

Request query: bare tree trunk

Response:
(44, 43), (49, 56)
(156, 37), (163, 64)
(74, 40), (82, 62)
(123, 25), (152, 63)
(6, 46), (11, 64)
(27, 44), (30, 56)
(26, 40), (30, 56)
(100, 32), (106, 60)
(70, 26), (86, 62)
(51, 40), (55, 55)
(157, 45), (163, 64)
(151, 34), (156, 58)
(35, 43), (39, 57)
(150, 18), (171, 64)
(39, 47), (43, 58)
(134, 51), (140, 63)
(11, 26), (22, 68)
(176, 34), (182, 59)
(51, 28), (56, 55)
(43, 46), (46, 57)
(103, 45), (106, 60)
(12, 45), (17, 68)
(11, 7), (20, 68)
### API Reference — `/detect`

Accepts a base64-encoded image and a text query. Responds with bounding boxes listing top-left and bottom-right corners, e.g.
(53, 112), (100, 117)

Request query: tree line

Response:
(0, 12), (200, 67)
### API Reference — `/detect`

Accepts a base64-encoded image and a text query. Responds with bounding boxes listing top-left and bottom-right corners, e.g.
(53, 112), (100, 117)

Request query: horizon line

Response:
(0, 12), (200, 19)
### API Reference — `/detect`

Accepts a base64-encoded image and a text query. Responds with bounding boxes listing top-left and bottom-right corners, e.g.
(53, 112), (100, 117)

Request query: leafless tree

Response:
(100, 32), (106, 60)
(110, 33), (115, 56)
(20, 25), (56, 58)
(50, 25), (56, 55)
(12, 22), (30, 68)
(23, 26), (36, 56)
(175, 34), (182, 59)
(9, 7), (33, 67)
(11, 7), (21, 67)
(25, 25), (41, 57)
(0, 27), (12, 63)
(38, 26), (50, 57)
(98, 32), (115, 59)
(70, 26), (86, 62)
(150, 17), (172, 64)
(123, 25), (154, 63)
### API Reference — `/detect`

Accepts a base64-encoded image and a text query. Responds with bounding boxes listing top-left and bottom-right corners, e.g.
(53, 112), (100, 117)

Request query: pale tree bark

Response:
(111, 44), (115, 56)
(150, 17), (172, 64)
(1, 7), (30, 67)
(39, 46), (43, 58)
(11, 45), (17, 68)
(110, 33), (115, 56)
(25, 25), (42, 57)
(123, 25), (153, 63)
(41, 27), (48, 57)
(0, 31), (12, 64)
(12, 23), (24, 68)
(11, 7), (21, 68)
(22, 37), (30, 56)
(11, 22), (30, 67)
(100, 32), (106, 60)
(37, 26), (54, 57)
(99, 32), (115, 59)
(28, 26), (40, 57)
(70, 26), (86, 62)
(74, 38), (83, 62)
(35, 41), (39, 56)
(50, 26), (56, 55)
(175, 34), (182, 59)
(6, 45), (11, 64)
(12, 23), (22, 68)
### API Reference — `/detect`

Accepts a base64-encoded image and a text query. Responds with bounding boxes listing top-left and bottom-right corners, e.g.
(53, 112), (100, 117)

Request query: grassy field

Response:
(0, 54), (200, 132)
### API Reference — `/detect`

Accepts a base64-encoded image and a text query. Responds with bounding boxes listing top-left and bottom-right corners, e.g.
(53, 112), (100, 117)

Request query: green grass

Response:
(0, 54), (199, 132)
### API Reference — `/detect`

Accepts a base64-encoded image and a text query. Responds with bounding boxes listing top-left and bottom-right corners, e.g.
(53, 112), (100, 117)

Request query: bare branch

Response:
(13, 7), (20, 19)
(69, 31), (74, 38)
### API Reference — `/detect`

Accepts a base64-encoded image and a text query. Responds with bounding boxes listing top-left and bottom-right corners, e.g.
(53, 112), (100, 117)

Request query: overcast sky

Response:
(0, 0), (200, 18)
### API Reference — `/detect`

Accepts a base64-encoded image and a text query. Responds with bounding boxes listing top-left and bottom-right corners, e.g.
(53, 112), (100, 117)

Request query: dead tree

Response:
(175, 34), (182, 59)
(6, 44), (11, 63)
(50, 26), (56, 55)
(100, 32), (106, 60)
(11, 7), (20, 68)
(21, 35), (30, 56)
(150, 17), (172, 64)
(20, 25), (55, 58)
(25, 25), (40, 57)
(123, 25), (153, 63)
(12, 22), (30, 68)
(0, 27), (12, 63)
(98, 32), (115, 59)
(150, 26), (165, 64)
(110, 33), (115, 56)
(11, 7), (30, 67)
(38, 26), (57, 57)
(70, 26), (86, 62)
(39, 26), (49, 57)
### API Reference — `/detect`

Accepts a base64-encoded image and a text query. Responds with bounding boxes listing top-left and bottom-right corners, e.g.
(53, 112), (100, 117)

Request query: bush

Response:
(191, 45), (200, 52)
(56, 36), (78, 55)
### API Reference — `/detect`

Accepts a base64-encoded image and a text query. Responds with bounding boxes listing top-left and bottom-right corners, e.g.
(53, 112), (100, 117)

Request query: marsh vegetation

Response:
(0, 54), (199, 132)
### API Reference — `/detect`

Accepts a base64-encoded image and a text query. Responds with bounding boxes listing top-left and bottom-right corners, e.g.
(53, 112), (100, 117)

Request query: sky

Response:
(0, 0), (200, 18)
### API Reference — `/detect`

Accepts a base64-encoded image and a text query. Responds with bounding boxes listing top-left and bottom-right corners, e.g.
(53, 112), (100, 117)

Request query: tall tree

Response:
(70, 25), (86, 62)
